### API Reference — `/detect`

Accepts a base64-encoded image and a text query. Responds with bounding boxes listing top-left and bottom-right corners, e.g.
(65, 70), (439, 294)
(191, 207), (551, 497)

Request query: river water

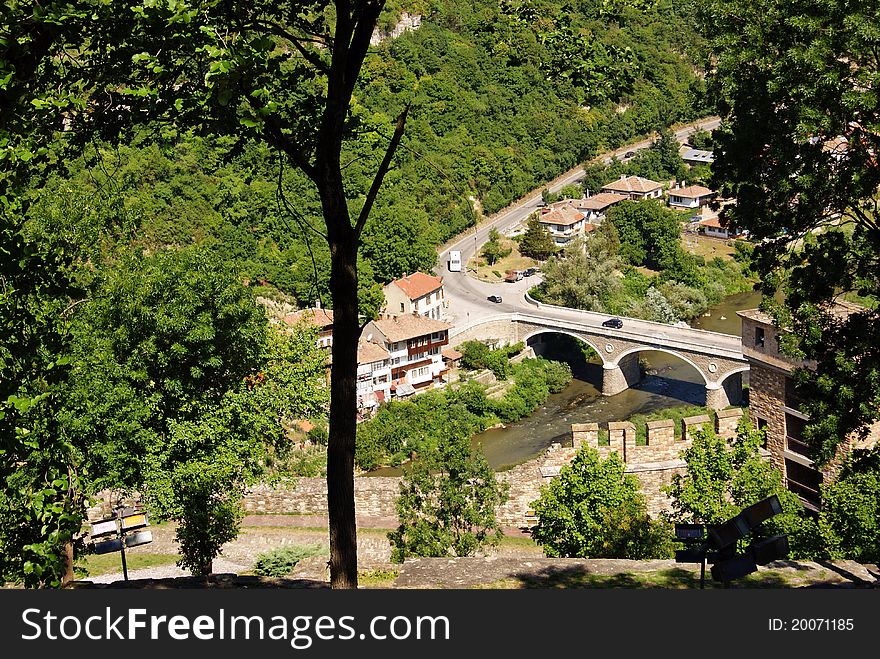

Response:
(367, 290), (763, 475)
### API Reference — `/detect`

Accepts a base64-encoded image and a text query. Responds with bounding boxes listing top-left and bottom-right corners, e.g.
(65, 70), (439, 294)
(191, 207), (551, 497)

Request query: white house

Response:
(363, 314), (452, 397)
(667, 184), (716, 209)
(383, 272), (446, 320)
(538, 204), (591, 245)
(601, 175), (663, 200)
(356, 339), (392, 414)
(574, 192), (628, 222)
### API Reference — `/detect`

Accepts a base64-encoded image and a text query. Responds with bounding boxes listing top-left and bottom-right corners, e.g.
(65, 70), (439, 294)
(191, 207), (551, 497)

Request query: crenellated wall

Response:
(89, 409), (747, 534)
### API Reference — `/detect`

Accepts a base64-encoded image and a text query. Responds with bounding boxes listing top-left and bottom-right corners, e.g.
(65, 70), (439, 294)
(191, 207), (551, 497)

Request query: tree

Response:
(519, 213), (557, 260)
(388, 431), (509, 563)
(538, 222), (623, 311)
(817, 447), (880, 564)
(64, 247), (328, 574)
(664, 422), (816, 555)
(531, 446), (672, 559)
(482, 227), (512, 265)
(642, 286), (678, 324)
(60, 0), (406, 588)
(701, 0), (880, 467)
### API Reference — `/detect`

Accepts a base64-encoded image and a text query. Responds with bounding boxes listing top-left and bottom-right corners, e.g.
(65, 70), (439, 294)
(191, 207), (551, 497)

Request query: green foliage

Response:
(457, 340), (524, 379)
(253, 544), (325, 577)
(519, 213), (557, 260)
(356, 357), (571, 470)
(61, 245), (328, 574)
(539, 223), (624, 312)
(531, 447), (673, 559)
(481, 228), (512, 266)
(388, 432), (509, 562)
(817, 447), (880, 563)
(702, 0), (880, 465)
(664, 422), (818, 557)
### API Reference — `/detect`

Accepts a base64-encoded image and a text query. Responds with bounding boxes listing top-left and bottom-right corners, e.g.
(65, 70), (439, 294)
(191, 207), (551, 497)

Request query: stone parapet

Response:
(715, 407), (743, 438)
(683, 414), (712, 440)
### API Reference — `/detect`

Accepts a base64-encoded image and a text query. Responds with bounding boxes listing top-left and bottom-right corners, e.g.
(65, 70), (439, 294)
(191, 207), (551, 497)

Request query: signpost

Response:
(88, 506), (153, 581)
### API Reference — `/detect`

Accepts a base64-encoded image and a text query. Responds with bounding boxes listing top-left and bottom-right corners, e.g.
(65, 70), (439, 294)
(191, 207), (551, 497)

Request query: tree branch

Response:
(263, 117), (317, 180)
(354, 104), (408, 238)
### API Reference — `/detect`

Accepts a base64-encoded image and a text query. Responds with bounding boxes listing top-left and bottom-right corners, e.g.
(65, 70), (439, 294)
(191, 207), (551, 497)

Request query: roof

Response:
(737, 308), (775, 325)
(284, 308), (334, 329)
(681, 148), (715, 163)
(369, 314), (452, 342)
(538, 205), (584, 227)
(601, 175), (662, 194)
(357, 340), (390, 365)
(669, 185), (714, 199)
(392, 381), (416, 396)
(578, 192), (628, 211)
(388, 272), (443, 301)
(441, 347), (463, 361)
(698, 217), (725, 229)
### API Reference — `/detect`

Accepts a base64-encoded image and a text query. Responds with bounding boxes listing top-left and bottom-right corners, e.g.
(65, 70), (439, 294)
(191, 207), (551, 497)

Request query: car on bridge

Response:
(602, 317), (623, 329)
(487, 295), (503, 304)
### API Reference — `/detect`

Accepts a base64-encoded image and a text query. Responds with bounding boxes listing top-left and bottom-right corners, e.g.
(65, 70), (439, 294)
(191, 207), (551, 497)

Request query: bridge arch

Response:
(612, 346), (710, 386)
(520, 329), (607, 366)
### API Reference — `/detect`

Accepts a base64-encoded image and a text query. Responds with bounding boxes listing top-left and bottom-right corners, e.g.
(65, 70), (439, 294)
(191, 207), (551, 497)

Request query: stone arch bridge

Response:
(451, 311), (747, 409)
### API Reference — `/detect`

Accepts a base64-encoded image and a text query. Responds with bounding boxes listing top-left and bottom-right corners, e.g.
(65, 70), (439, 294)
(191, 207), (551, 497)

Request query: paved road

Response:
(438, 117), (721, 328)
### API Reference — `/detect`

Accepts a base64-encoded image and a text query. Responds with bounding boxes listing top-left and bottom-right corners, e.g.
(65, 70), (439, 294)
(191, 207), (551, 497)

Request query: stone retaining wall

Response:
(91, 409), (746, 533)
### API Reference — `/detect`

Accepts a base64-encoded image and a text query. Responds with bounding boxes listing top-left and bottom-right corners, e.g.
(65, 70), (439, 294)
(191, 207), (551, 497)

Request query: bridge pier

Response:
(705, 372), (744, 410)
(602, 353), (641, 396)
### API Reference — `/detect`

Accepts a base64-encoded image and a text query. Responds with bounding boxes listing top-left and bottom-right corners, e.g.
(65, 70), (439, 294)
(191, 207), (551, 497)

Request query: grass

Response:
(358, 569), (400, 588)
(77, 553), (180, 577)
(682, 233), (737, 260)
(469, 236), (538, 282)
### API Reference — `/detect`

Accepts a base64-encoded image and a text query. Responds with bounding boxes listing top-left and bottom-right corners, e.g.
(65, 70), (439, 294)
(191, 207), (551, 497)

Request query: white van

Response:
(448, 250), (462, 272)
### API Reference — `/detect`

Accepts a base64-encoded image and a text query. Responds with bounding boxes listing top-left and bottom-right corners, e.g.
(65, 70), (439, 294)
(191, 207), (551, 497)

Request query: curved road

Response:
(438, 117), (723, 329)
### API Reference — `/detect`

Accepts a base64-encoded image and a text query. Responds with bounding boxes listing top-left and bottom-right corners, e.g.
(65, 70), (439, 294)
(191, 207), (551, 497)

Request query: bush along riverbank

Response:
(355, 354), (573, 471)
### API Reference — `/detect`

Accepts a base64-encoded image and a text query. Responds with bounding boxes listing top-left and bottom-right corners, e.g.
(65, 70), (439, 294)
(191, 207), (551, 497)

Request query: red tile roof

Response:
(283, 308), (334, 329)
(669, 185), (715, 199)
(368, 314), (452, 342)
(390, 272), (443, 301)
(601, 175), (662, 195)
(357, 340), (390, 365)
(538, 205), (584, 227)
(577, 193), (628, 211)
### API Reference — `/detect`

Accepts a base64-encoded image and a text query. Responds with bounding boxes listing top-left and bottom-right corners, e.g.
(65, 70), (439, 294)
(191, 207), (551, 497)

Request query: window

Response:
(755, 326), (765, 348)
(784, 377), (804, 411)
(373, 375), (388, 385)
(400, 302), (405, 313)
(785, 413), (810, 457)
(391, 357), (401, 366)
(785, 459), (822, 507)
(409, 366), (429, 379)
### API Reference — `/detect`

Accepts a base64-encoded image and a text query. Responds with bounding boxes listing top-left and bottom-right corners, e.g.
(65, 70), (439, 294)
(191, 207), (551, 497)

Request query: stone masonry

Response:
(90, 410), (747, 531)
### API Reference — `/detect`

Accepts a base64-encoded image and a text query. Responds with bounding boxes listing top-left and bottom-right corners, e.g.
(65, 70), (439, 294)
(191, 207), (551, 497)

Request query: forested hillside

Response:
(27, 0), (709, 307)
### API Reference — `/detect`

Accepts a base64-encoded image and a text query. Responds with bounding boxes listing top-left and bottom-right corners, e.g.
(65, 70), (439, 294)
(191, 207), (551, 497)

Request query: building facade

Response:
(667, 184), (716, 209)
(382, 272), (446, 320)
(601, 175), (663, 200)
(737, 308), (875, 509)
(363, 314), (452, 397)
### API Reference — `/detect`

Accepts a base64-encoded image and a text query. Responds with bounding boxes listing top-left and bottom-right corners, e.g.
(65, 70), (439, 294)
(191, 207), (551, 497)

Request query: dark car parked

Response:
(487, 295), (503, 303)
(523, 267), (537, 277)
(602, 317), (623, 329)
(624, 150), (636, 159)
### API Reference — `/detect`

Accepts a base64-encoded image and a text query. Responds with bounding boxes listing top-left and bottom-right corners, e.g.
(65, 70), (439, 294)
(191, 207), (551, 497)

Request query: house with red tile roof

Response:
(667, 183), (716, 209)
(283, 307), (335, 350)
(383, 271), (446, 320)
(362, 314), (452, 396)
(601, 175), (663, 200)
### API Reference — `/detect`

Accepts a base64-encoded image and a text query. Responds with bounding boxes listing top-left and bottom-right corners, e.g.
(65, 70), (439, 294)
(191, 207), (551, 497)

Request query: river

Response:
(366, 290), (763, 475)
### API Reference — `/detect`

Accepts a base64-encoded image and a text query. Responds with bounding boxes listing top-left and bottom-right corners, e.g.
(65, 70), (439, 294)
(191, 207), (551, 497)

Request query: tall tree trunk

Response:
(327, 230), (360, 589)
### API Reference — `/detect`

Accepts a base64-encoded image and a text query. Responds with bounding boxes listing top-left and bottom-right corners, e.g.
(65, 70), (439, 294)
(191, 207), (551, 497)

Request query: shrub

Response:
(253, 544), (325, 577)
